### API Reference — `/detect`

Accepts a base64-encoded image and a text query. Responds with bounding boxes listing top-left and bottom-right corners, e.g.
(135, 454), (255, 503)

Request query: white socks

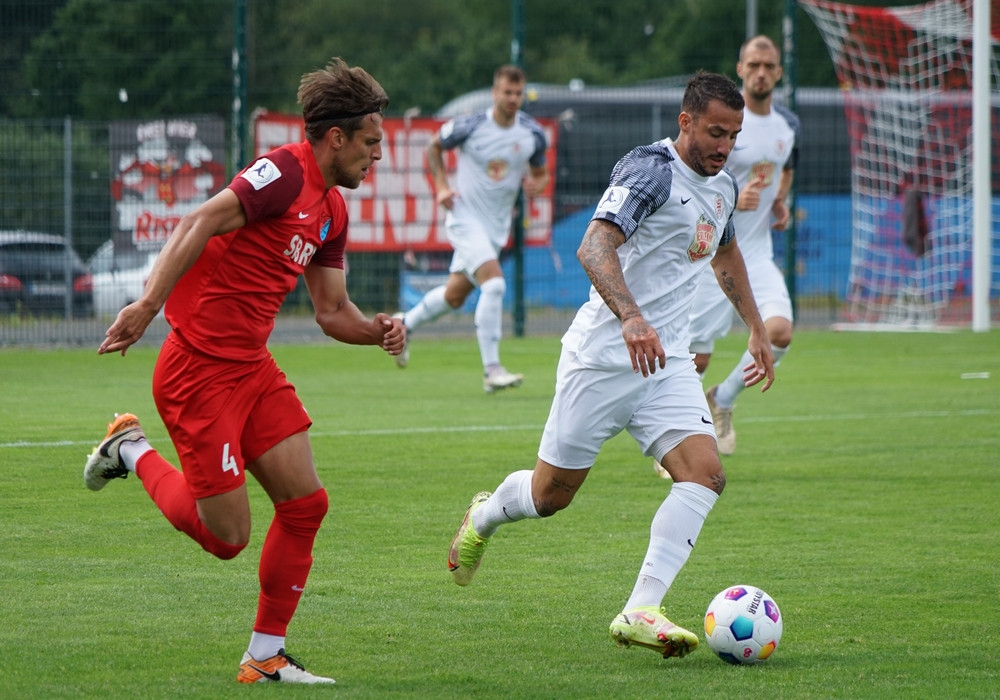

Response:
(623, 482), (718, 610)
(119, 438), (153, 472)
(715, 344), (788, 408)
(247, 632), (285, 661)
(403, 285), (449, 331)
(470, 474), (721, 612)
(475, 277), (506, 369)
(472, 469), (539, 538)
(402, 277), (507, 372)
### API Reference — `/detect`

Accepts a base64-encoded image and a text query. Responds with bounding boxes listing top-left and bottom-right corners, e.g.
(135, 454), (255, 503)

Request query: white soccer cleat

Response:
(83, 413), (145, 491)
(237, 649), (335, 684)
(705, 385), (735, 455)
(652, 458), (672, 480)
(483, 365), (524, 394)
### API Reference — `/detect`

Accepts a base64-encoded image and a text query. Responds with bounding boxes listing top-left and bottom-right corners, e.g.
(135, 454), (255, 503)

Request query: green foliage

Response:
(0, 118), (110, 252)
(15, 0), (232, 119)
(246, 0), (511, 115)
(1, 329), (998, 698)
(4, 0), (929, 121)
(0, 120), (64, 231)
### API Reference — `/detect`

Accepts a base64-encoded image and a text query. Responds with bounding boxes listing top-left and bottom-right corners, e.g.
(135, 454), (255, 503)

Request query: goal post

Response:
(799, 0), (999, 329)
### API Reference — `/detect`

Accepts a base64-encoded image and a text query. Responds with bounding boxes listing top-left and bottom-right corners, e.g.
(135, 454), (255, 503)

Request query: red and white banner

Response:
(253, 111), (558, 252)
(110, 116), (227, 251)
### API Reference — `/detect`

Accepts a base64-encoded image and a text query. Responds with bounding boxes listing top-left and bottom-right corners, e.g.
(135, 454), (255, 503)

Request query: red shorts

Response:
(152, 332), (312, 499)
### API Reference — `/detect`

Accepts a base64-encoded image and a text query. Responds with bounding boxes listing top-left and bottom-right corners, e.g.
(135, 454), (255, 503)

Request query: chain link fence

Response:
(2, 0), (992, 347)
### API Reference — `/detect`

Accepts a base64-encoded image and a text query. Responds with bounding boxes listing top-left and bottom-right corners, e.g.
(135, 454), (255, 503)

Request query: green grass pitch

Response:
(1, 329), (998, 698)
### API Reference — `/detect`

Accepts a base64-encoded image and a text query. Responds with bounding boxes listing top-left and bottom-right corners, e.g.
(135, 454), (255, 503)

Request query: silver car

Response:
(88, 240), (159, 318)
(0, 230), (93, 317)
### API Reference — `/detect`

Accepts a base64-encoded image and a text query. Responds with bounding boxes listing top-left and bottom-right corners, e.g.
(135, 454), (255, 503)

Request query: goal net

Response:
(799, 0), (1000, 328)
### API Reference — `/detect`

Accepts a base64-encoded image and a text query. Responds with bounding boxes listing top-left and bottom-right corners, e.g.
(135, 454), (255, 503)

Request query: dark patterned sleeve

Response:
(439, 112), (486, 150)
(719, 171), (738, 246)
(774, 104), (800, 171)
(591, 145), (673, 240)
(523, 114), (548, 167)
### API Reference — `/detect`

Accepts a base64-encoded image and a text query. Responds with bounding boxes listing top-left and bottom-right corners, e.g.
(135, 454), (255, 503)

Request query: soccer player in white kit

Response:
(447, 72), (775, 660)
(397, 65), (550, 393)
(686, 35), (799, 456)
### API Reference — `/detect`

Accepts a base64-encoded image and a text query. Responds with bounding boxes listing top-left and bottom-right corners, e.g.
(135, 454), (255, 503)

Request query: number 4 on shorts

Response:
(222, 442), (240, 476)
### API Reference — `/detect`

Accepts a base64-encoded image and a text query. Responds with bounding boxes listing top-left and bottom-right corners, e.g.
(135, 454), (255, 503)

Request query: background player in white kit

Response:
(397, 65), (549, 393)
(684, 35), (799, 457)
(446, 72), (775, 660)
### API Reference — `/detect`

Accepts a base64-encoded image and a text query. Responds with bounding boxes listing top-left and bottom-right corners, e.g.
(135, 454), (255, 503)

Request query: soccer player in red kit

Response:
(83, 58), (403, 685)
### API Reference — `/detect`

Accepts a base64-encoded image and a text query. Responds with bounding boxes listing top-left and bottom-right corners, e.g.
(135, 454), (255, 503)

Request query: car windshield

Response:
(1, 243), (85, 274)
(89, 241), (151, 274)
(114, 251), (149, 270)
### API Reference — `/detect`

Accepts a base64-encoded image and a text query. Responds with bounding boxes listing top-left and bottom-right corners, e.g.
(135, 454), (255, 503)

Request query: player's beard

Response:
(746, 84), (774, 103)
(332, 161), (366, 189)
(685, 140), (724, 177)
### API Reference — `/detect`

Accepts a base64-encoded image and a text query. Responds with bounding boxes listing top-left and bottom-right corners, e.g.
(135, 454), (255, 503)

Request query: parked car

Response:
(88, 239), (159, 318)
(0, 230), (93, 317)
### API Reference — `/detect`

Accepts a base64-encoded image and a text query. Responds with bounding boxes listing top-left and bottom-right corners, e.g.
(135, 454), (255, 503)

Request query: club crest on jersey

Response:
(487, 159), (509, 182)
(320, 218), (331, 242)
(688, 215), (716, 262)
(751, 160), (776, 187)
(241, 157), (281, 191)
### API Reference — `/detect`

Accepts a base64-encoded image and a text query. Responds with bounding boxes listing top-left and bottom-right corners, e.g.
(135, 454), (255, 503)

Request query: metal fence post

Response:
(783, 0), (798, 318)
(511, 0), (526, 337)
(231, 0), (247, 179)
(63, 116), (73, 320)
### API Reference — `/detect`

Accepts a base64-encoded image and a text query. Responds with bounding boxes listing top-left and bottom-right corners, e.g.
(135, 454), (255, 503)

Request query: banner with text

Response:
(110, 116), (227, 252)
(253, 111), (557, 252)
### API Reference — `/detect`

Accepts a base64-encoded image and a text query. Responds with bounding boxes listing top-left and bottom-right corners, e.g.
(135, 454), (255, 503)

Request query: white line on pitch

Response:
(1, 408), (996, 450)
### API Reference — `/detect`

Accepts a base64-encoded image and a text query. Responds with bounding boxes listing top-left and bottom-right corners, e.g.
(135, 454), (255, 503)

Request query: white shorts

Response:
(689, 259), (793, 354)
(537, 351), (717, 470)
(446, 220), (504, 282)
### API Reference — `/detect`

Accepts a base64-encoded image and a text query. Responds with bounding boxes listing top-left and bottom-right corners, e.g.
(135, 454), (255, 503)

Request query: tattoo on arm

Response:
(717, 267), (750, 322)
(579, 221), (639, 321)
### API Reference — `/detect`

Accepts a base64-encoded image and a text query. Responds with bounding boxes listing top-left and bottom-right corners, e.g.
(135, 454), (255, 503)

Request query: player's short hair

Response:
(682, 71), (744, 117)
(494, 64), (526, 85)
(298, 57), (389, 143)
(739, 35), (781, 62)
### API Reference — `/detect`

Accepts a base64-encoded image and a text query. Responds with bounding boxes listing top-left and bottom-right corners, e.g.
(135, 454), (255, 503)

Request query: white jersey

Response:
(438, 108), (547, 242)
(726, 105), (798, 264)
(687, 104), (798, 348)
(561, 139), (738, 368)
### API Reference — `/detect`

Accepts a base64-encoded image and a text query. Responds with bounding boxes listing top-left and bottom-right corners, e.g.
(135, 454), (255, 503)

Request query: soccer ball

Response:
(703, 585), (782, 664)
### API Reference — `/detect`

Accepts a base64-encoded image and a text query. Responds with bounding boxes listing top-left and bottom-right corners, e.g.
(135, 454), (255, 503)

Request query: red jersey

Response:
(165, 141), (348, 361)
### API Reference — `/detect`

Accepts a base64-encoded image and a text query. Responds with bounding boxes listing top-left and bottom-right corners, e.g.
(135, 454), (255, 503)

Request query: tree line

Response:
(3, 0), (916, 122)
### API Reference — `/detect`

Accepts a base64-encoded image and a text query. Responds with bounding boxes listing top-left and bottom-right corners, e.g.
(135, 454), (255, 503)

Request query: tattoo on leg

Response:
(710, 472), (726, 495)
(535, 498), (559, 518)
(550, 477), (576, 493)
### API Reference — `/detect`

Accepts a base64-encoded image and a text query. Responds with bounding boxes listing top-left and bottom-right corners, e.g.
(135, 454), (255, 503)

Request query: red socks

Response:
(253, 488), (329, 636)
(135, 451), (329, 637)
(135, 451), (246, 560)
